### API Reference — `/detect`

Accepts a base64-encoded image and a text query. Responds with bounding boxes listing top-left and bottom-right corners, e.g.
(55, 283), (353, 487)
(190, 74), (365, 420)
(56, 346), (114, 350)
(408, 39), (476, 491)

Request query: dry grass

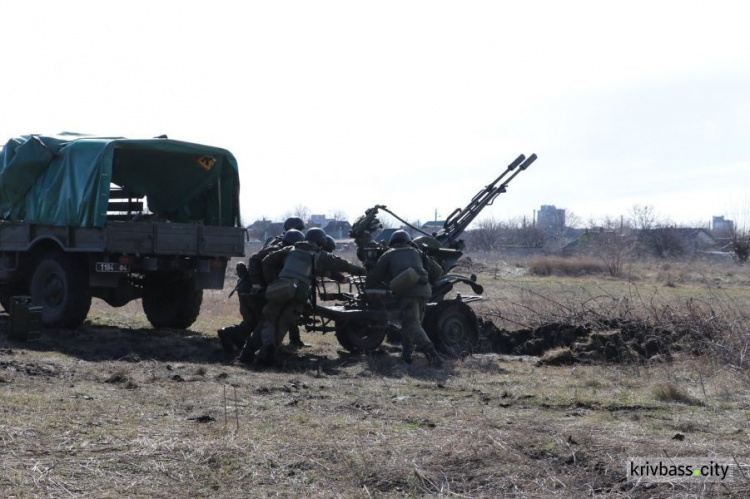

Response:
(0, 257), (749, 496)
(527, 256), (606, 277)
(651, 382), (703, 406)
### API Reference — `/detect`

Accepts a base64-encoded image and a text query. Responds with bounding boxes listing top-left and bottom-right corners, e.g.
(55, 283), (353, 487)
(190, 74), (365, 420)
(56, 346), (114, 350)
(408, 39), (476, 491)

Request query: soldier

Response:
(323, 235), (336, 253)
(264, 217), (305, 248)
(219, 229), (305, 359)
(321, 235), (347, 282)
(365, 230), (444, 366)
(255, 217), (307, 348)
(254, 228), (366, 366)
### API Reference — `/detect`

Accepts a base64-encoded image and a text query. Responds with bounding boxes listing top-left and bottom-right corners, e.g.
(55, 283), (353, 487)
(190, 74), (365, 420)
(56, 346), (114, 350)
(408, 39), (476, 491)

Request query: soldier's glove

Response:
(236, 262), (248, 279)
(252, 284), (263, 293)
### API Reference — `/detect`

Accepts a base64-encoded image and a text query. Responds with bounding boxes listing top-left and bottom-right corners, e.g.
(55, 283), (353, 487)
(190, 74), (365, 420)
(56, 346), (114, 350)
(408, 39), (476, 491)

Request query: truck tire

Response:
(424, 301), (478, 357)
(30, 252), (92, 328)
(335, 322), (386, 353)
(142, 274), (202, 329)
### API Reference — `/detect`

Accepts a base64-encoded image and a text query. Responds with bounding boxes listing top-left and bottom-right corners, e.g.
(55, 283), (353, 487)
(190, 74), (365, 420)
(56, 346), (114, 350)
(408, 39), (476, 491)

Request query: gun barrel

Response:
(469, 154), (525, 204)
(436, 153), (536, 246)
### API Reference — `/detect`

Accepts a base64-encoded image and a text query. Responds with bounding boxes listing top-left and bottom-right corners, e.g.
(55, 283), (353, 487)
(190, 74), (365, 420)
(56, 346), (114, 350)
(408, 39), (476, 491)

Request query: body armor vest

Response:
(279, 248), (316, 283)
(387, 247), (424, 277)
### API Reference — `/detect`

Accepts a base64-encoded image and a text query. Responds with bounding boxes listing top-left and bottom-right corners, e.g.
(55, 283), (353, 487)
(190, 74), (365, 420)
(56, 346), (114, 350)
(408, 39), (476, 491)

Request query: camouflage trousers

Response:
(220, 294), (264, 347)
(399, 296), (434, 352)
(225, 294), (302, 353)
(259, 298), (306, 349)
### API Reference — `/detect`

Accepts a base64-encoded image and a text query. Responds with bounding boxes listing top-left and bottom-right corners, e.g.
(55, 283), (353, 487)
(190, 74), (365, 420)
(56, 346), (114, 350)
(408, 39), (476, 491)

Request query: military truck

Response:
(306, 153), (537, 356)
(0, 134), (245, 329)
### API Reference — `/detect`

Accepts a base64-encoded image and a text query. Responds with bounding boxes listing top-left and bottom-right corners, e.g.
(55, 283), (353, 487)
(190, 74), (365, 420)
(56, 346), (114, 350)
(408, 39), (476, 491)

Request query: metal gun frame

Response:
(303, 153), (536, 356)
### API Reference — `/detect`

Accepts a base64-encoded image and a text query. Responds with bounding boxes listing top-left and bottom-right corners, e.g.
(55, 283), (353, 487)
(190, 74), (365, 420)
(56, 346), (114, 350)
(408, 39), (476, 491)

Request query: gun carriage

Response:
(303, 153), (537, 356)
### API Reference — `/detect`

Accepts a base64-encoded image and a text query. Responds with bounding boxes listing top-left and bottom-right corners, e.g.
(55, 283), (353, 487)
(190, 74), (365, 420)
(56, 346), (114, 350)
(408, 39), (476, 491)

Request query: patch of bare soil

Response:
(477, 317), (698, 366)
(453, 256), (488, 274)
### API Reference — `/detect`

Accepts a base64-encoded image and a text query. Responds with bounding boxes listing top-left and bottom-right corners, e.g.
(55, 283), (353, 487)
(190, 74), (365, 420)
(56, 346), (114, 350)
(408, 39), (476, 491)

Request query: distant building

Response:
(309, 214), (328, 227)
(712, 216), (734, 236)
(323, 220), (352, 239)
(537, 205), (566, 235)
(375, 228), (398, 244)
(421, 220), (444, 235)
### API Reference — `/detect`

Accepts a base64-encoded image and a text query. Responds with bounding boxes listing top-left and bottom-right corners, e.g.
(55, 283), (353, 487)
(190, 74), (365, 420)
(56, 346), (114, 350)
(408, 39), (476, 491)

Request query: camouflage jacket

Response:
(247, 244), (283, 288)
(365, 243), (442, 298)
(262, 241), (365, 286)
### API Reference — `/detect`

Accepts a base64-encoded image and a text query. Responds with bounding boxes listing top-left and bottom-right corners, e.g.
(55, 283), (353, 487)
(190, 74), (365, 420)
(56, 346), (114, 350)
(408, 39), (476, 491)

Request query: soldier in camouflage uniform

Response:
(266, 217), (307, 348)
(254, 228), (365, 366)
(365, 230), (444, 366)
(219, 229), (305, 359)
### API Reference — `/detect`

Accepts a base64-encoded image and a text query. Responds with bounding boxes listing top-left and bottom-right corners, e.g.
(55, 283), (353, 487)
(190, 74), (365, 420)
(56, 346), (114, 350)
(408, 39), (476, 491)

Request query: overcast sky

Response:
(1, 1), (749, 228)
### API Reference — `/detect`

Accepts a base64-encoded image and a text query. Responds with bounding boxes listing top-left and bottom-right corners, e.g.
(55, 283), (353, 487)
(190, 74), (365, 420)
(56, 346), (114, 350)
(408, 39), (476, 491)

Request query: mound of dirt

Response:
(477, 317), (695, 366)
(452, 256), (487, 274)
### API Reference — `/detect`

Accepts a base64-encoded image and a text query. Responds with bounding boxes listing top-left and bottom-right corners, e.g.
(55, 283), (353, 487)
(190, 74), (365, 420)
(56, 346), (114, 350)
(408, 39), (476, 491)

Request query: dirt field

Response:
(1, 257), (749, 498)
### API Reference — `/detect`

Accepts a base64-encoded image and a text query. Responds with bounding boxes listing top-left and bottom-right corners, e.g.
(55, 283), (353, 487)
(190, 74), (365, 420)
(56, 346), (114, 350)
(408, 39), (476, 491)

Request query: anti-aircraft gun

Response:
(308, 153), (537, 356)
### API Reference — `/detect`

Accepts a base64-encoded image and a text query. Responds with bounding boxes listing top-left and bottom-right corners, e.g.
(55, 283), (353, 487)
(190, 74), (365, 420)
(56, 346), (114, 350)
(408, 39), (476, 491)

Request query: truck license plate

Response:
(96, 262), (131, 273)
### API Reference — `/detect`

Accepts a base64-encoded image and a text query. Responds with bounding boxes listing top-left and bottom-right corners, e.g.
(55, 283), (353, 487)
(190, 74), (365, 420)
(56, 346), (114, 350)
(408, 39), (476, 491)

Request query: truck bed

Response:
(0, 221), (245, 258)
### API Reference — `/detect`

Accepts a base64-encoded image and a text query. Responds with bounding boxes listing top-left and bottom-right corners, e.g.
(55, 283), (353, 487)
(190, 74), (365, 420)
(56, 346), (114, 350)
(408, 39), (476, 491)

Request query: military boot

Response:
(217, 328), (236, 356)
(288, 325), (307, 349)
(424, 347), (444, 368)
(236, 343), (256, 365)
(401, 339), (414, 365)
(253, 344), (276, 368)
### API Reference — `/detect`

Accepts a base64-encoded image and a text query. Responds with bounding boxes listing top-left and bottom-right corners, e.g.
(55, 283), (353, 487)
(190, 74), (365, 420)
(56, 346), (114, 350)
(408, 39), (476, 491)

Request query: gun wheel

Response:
(424, 300), (478, 357)
(335, 322), (386, 353)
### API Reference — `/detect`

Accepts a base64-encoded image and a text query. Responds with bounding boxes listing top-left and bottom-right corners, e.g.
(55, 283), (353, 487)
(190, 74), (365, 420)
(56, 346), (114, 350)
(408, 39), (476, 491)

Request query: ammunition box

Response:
(9, 296), (42, 341)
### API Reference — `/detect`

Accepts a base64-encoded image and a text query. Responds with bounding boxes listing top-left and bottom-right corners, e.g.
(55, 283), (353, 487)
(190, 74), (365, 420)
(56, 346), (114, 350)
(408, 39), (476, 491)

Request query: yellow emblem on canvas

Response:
(196, 155), (217, 171)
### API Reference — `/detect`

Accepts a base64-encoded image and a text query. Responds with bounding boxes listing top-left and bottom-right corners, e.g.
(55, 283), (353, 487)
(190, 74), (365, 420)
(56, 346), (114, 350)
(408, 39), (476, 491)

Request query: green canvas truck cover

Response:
(0, 133), (240, 227)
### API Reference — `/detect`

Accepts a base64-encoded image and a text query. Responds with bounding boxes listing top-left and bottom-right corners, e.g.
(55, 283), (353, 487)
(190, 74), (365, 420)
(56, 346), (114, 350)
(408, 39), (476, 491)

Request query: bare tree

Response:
(564, 210), (583, 229)
(630, 204), (660, 230)
(515, 225), (546, 248)
(472, 217), (502, 251)
(378, 213), (398, 229)
(292, 204), (312, 225)
(331, 209), (348, 222)
(732, 226), (750, 263)
(592, 230), (633, 277)
(640, 225), (685, 258)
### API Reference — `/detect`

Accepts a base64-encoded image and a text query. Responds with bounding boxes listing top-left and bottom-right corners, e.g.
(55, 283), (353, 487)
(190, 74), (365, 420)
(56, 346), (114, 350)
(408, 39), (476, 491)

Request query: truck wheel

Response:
(335, 322), (386, 353)
(142, 274), (203, 329)
(30, 252), (92, 328)
(424, 301), (478, 357)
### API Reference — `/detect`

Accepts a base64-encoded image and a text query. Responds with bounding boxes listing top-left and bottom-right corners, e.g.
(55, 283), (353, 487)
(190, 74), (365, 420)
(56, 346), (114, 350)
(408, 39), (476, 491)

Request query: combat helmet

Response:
(284, 217), (306, 231)
(282, 229), (305, 246)
(323, 235), (337, 253)
(305, 227), (328, 249)
(388, 230), (412, 247)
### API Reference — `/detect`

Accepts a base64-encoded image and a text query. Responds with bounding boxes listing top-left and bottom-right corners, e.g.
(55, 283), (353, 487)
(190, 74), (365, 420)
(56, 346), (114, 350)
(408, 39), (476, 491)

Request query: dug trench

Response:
(475, 317), (706, 366)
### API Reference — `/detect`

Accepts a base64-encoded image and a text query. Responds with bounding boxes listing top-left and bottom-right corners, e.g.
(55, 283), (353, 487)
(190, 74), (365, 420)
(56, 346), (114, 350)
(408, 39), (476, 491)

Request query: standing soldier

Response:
(365, 230), (444, 366)
(254, 228), (366, 366)
(219, 229), (305, 359)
